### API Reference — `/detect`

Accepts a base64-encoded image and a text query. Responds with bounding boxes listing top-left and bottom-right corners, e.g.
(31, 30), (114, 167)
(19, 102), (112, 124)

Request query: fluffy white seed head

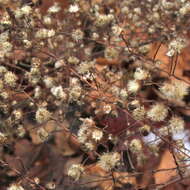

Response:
(69, 4), (79, 13)
(134, 67), (149, 80)
(98, 152), (120, 171)
(147, 103), (168, 122)
(92, 129), (103, 141)
(159, 80), (189, 101)
(51, 86), (67, 100)
(35, 107), (51, 124)
(166, 37), (187, 57)
(68, 164), (84, 181)
(127, 80), (140, 93)
(7, 184), (24, 190)
(48, 3), (61, 14)
(129, 139), (142, 153)
(43, 76), (54, 88)
(4, 71), (17, 87)
(168, 116), (185, 134)
(132, 106), (146, 120)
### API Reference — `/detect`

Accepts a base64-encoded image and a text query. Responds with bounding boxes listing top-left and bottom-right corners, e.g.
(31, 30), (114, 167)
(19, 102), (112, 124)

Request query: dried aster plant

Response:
(0, 0), (190, 190)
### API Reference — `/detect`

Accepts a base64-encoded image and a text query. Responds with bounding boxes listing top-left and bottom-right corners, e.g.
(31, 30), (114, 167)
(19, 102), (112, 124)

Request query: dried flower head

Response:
(51, 86), (67, 100)
(69, 4), (79, 13)
(166, 37), (187, 57)
(0, 132), (7, 144)
(134, 67), (149, 80)
(48, 2), (61, 14)
(119, 88), (128, 100)
(77, 125), (89, 144)
(95, 14), (114, 27)
(7, 184), (24, 190)
(129, 139), (142, 153)
(69, 86), (82, 101)
(0, 66), (7, 76)
(77, 61), (94, 74)
(147, 103), (168, 122)
(127, 80), (140, 93)
(159, 80), (189, 101)
(92, 129), (103, 141)
(102, 104), (112, 114)
(84, 141), (95, 151)
(35, 29), (55, 39)
(68, 164), (84, 181)
(4, 71), (17, 87)
(168, 116), (185, 134)
(179, 2), (190, 16)
(104, 46), (119, 60)
(43, 77), (54, 88)
(98, 152), (120, 171)
(132, 106), (146, 120)
(72, 29), (84, 42)
(35, 107), (51, 124)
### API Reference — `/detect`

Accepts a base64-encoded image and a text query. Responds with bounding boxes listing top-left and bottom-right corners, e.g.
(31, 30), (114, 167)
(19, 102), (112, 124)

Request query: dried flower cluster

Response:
(0, 0), (189, 189)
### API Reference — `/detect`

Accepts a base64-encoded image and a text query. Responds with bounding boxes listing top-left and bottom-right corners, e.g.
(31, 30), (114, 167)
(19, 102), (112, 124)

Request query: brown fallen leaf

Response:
(81, 164), (137, 190)
(154, 149), (177, 185)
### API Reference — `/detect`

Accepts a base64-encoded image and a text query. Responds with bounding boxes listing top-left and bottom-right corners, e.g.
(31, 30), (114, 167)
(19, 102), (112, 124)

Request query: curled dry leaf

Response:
(154, 149), (177, 185)
(81, 164), (137, 190)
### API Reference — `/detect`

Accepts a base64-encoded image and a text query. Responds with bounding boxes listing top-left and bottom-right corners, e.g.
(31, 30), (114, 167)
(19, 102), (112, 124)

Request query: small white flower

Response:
(68, 164), (84, 181)
(72, 29), (84, 42)
(98, 152), (120, 171)
(95, 14), (114, 27)
(7, 184), (24, 190)
(35, 107), (51, 124)
(132, 106), (146, 120)
(43, 77), (54, 88)
(134, 67), (149, 80)
(0, 66), (7, 76)
(51, 86), (67, 100)
(20, 5), (32, 15)
(127, 80), (140, 93)
(102, 104), (112, 114)
(129, 139), (142, 153)
(119, 89), (128, 100)
(111, 25), (122, 36)
(0, 132), (7, 144)
(80, 117), (95, 128)
(92, 129), (103, 141)
(48, 3), (61, 14)
(166, 37), (187, 57)
(168, 116), (185, 134)
(43, 16), (52, 25)
(159, 80), (189, 101)
(54, 59), (65, 68)
(69, 86), (82, 101)
(15, 5), (32, 18)
(77, 125), (89, 144)
(68, 56), (79, 64)
(35, 29), (55, 39)
(69, 4), (79, 13)
(4, 71), (17, 87)
(179, 2), (190, 15)
(84, 141), (95, 151)
(77, 61), (94, 74)
(147, 103), (168, 122)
